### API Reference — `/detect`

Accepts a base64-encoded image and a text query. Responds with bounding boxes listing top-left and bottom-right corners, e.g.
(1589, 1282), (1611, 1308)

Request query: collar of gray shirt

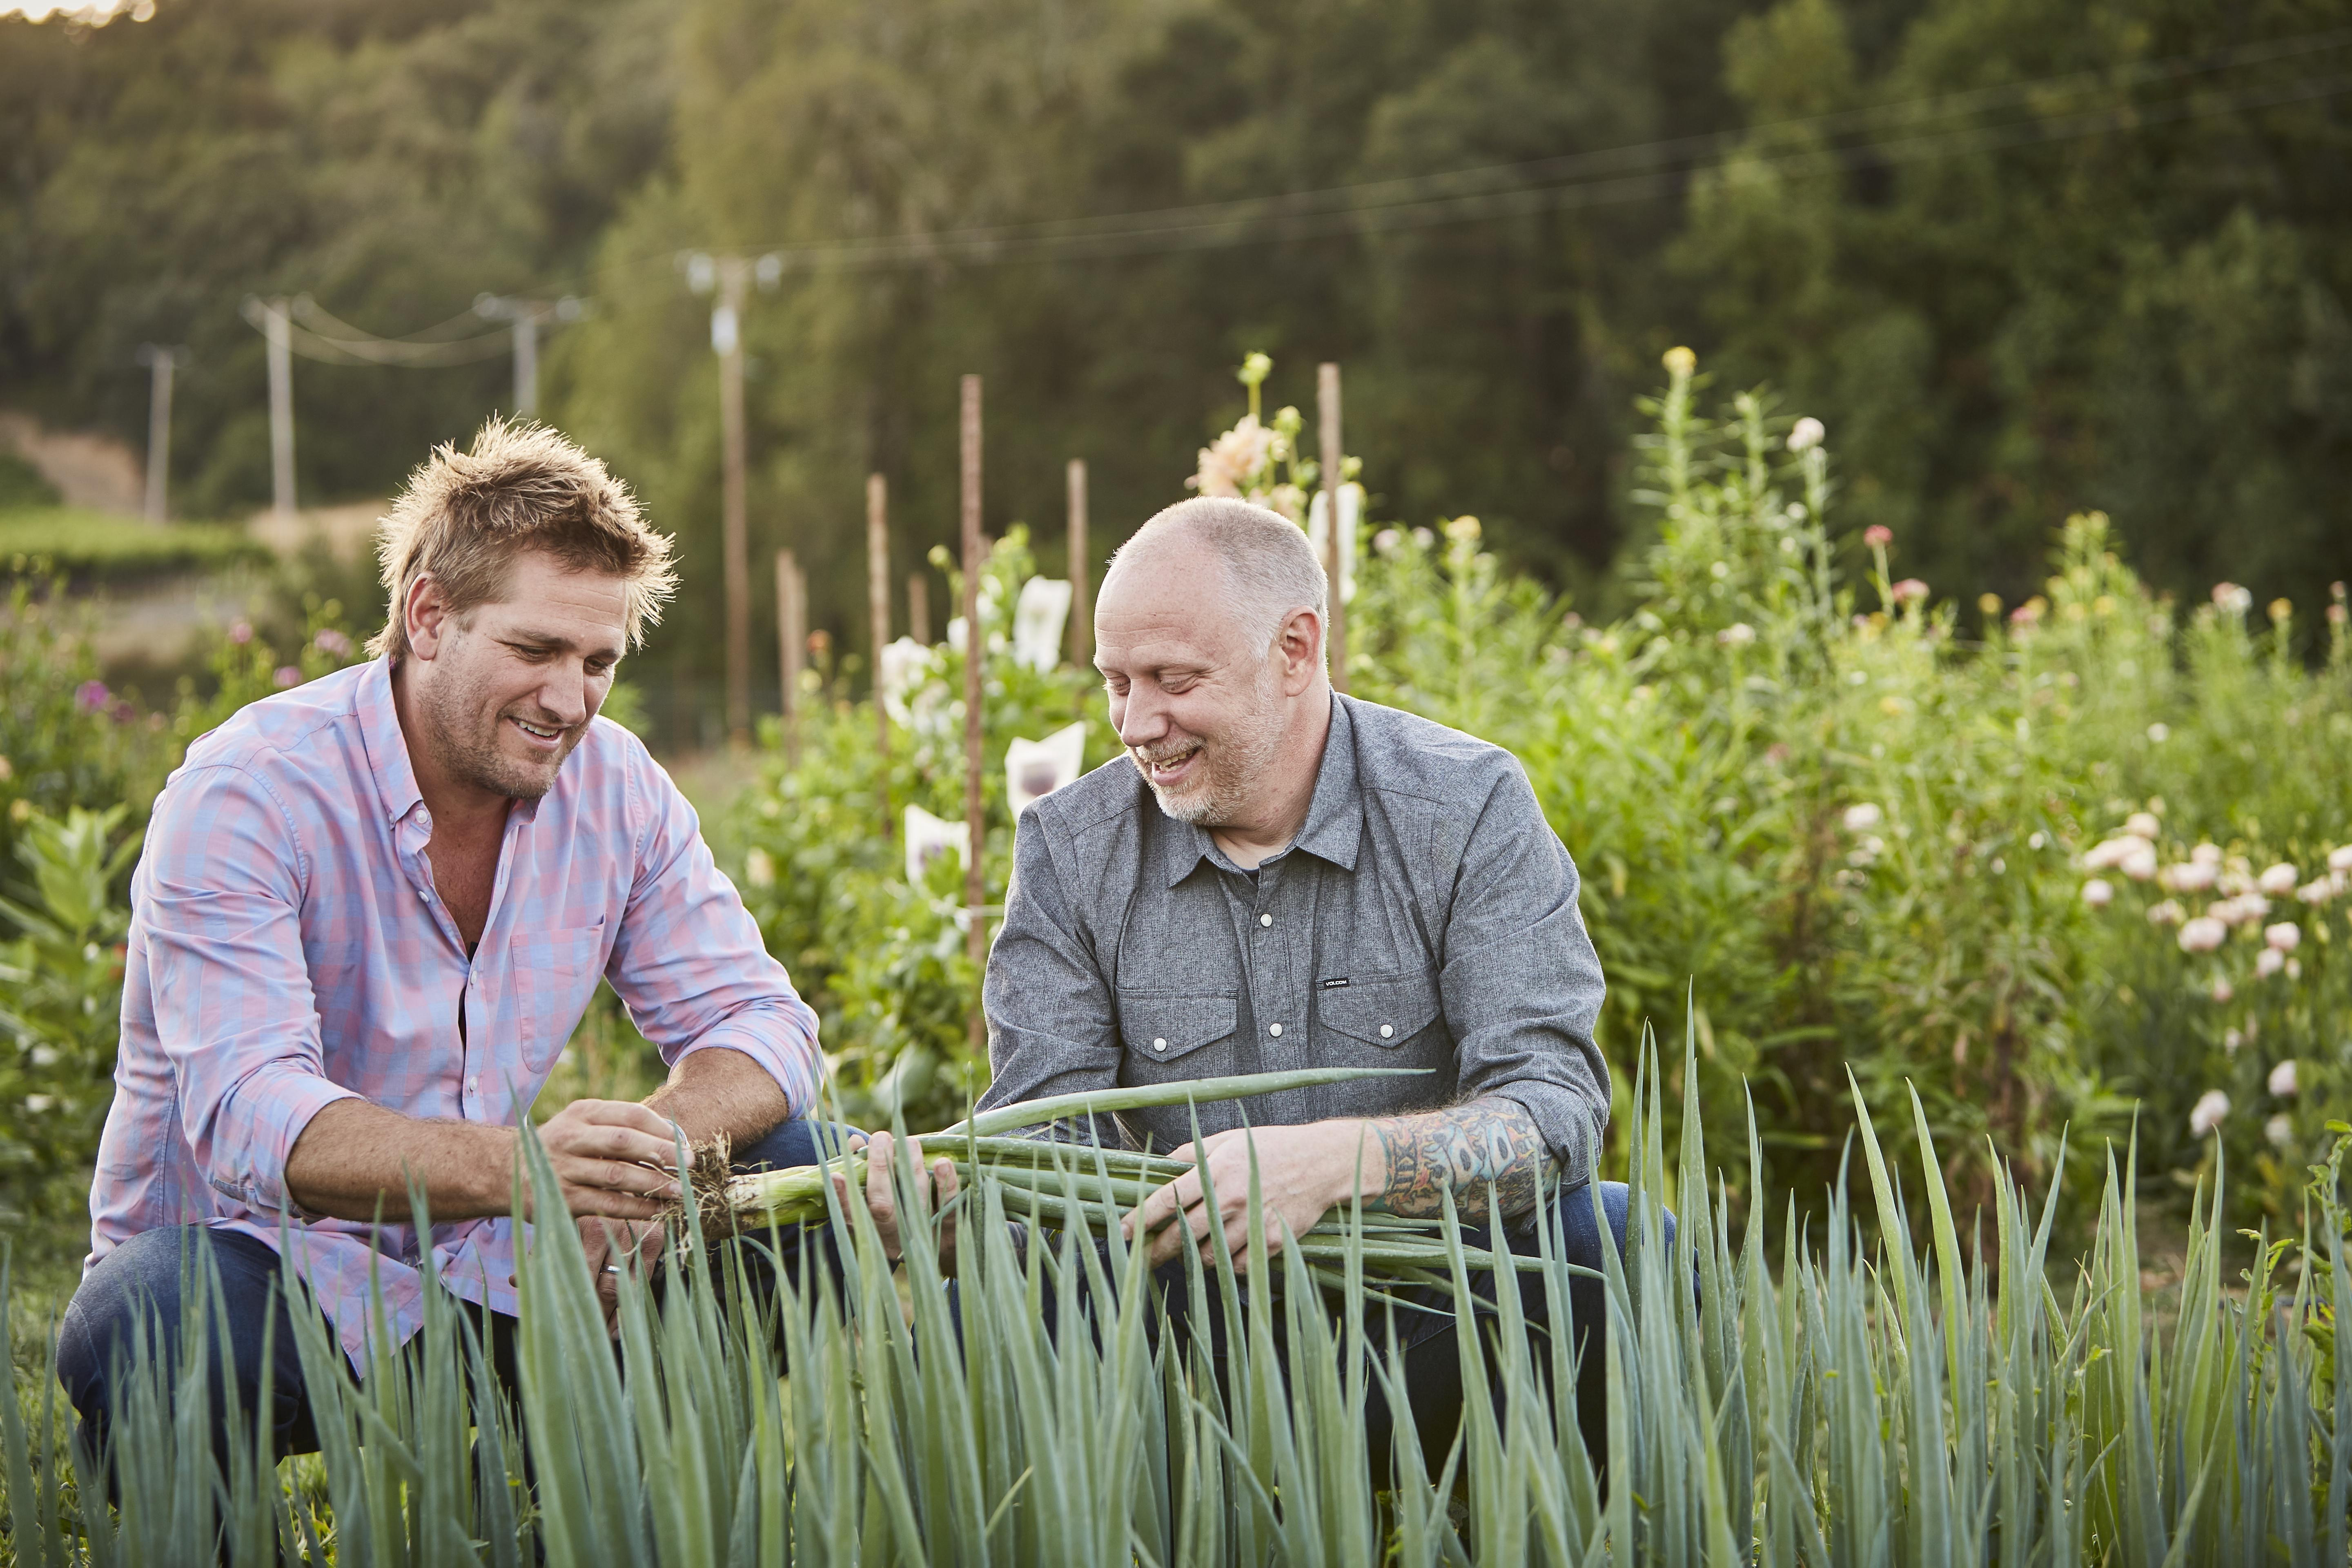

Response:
(1160, 693), (1363, 887)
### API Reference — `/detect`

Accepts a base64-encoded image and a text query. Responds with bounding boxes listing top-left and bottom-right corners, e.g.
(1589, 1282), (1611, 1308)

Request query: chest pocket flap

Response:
(1319, 970), (1442, 1048)
(1119, 991), (1239, 1064)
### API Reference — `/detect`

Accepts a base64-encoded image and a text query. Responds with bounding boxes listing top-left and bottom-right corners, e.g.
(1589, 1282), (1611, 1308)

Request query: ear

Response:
(1272, 606), (1325, 696)
(405, 573), (453, 662)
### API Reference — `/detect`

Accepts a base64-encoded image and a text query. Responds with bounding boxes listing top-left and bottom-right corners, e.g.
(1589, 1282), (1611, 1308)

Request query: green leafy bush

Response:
(0, 510), (270, 583)
(0, 455), (59, 512)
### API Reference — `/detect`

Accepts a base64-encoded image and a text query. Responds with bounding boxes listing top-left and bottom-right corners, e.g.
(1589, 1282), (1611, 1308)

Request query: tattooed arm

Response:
(1361, 1095), (1554, 1223)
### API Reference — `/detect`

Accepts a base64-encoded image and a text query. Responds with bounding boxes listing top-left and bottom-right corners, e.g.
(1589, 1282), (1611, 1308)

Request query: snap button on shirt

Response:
(1268, 1023), (1283, 1037)
(1258, 912), (1273, 927)
(1152, 1037), (1168, 1052)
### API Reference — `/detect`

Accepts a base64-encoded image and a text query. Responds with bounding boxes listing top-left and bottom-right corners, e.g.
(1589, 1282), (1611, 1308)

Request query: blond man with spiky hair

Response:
(62, 419), (836, 1466)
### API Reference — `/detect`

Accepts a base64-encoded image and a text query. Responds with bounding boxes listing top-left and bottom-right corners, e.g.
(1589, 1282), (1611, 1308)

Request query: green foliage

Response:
(730, 525), (1114, 1130)
(5, 1041), (2350, 1562)
(0, 455), (59, 512)
(0, 806), (139, 1225)
(0, 510), (270, 582)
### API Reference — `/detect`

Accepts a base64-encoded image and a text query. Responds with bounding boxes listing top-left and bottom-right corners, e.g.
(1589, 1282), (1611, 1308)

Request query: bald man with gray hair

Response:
(964, 494), (1639, 1467)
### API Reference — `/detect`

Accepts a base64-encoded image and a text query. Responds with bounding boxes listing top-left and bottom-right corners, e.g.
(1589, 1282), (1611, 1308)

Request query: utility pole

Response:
(683, 250), (782, 748)
(135, 345), (188, 523)
(1066, 458), (1091, 665)
(775, 549), (805, 768)
(1318, 363), (1346, 694)
(473, 294), (583, 417)
(960, 374), (987, 1051)
(260, 298), (296, 522)
(867, 473), (893, 838)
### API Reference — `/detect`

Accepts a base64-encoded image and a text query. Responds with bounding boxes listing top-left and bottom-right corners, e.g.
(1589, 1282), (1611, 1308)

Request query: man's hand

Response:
(1123, 1121), (1380, 1273)
(578, 1215), (665, 1335)
(835, 1131), (960, 1265)
(532, 1098), (684, 1223)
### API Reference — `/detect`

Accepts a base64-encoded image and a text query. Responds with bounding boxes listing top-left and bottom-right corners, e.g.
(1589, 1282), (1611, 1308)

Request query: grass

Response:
(7, 1023), (2349, 1564)
(0, 508), (270, 582)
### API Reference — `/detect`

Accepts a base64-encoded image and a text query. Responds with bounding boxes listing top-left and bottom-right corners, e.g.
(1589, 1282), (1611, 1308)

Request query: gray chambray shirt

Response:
(977, 693), (1612, 1184)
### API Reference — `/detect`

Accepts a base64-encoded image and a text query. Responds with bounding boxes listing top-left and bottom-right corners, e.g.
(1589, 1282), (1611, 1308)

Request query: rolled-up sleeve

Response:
(978, 811), (1125, 1144)
(1441, 762), (1611, 1183)
(138, 765), (359, 1217)
(606, 758), (822, 1115)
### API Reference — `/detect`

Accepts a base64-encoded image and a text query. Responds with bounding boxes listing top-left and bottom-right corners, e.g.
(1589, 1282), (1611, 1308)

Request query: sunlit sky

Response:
(2, 1), (145, 18)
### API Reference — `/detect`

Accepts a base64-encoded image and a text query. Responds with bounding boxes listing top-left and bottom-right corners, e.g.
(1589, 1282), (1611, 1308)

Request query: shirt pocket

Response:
(509, 923), (610, 1070)
(1317, 969), (1443, 1050)
(1118, 991), (1240, 1067)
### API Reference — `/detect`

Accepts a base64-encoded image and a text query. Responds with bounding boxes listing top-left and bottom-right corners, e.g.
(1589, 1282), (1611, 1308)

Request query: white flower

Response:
(902, 804), (970, 888)
(2224, 1028), (2244, 1054)
(2081, 879), (2114, 907)
(1012, 577), (1074, 672)
(23, 1094), (53, 1114)
(2146, 722), (2170, 743)
(2265, 1114), (2295, 1149)
(29, 1045), (58, 1068)
(2211, 582), (2253, 615)
(1189, 414), (1277, 498)
(2256, 948), (2285, 978)
(2210, 978), (2234, 1003)
(2084, 834), (2152, 871)
(2192, 843), (2224, 866)
(2120, 847), (2158, 882)
(1005, 722), (1087, 817)
(2258, 863), (2299, 896)
(2163, 860), (2217, 892)
(1787, 416), (1826, 452)
(2028, 831), (2047, 849)
(744, 849), (776, 889)
(1842, 803), (1882, 833)
(2267, 1059), (2299, 1097)
(2146, 899), (2184, 926)
(2330, 844), (2352, 873)
(2264, 922), (2301, 952)
(2177, 916), (2227, 953)
(1717, 622), (1757, 647)
(2188, 1089), (2230, 1138)
(2299, 878), (2336, 905)
(2288, 957), (2302, 980)
(2125, 811), (2160, 839)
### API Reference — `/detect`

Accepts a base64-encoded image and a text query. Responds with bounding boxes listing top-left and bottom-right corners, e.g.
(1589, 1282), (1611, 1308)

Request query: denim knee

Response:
(731, 1118), (859, 1173)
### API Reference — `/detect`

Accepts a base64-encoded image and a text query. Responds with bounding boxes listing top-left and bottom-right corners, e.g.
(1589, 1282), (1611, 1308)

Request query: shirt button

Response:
(1151, 1038), (1167, 1052)
(1267, 1023), (1282, 1038)
(1379, 1025), (1394, 1039)
(466, 1075), (478, 1093)
(1258, 913), (1272, 927)
(418, 888), (431, 902)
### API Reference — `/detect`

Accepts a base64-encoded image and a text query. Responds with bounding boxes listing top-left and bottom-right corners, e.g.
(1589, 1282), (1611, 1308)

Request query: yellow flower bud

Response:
(1662, 345), (1696, 377)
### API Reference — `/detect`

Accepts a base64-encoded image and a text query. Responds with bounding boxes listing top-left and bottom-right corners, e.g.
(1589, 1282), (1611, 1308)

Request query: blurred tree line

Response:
(3, 0), (2348, 737)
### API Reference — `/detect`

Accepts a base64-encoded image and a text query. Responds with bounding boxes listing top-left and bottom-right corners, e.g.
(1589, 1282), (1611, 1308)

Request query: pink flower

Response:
(2264, 922), (2300, 952)
(2211, 978), (2234, 1003)
(314, 628), (353, 657)
(2177, 916), (2227, 953)
(229, 621), (254, 644)
(2210, 582), (2252, 614)
(2081, 879), (2114, 908)
(2267, 1059), (2298, 1097)
(73, 680), (110, 714)
(2120, 846), (2158, 882)
(1863, 525), (1893, 548)
(2255, 948), (2285, 979)
(2146, 899), (2184, 926)
(2163, 860), (2216, 893)
(272, 666), (303, 688)
(2009, 600), (2043, 627)
(1891, 578), (1929, 605)
(2258, 863), (2298, 895)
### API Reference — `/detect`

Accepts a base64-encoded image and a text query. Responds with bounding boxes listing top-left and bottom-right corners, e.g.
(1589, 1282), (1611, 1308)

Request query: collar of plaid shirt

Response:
(86, 656), (820, 1365)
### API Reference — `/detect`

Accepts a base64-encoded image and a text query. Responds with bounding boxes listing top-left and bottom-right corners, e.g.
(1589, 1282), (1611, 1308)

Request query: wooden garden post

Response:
(908, 573), (931, 646)
(867, 473), (892, 839)
(1067, 458), (1091, 666)
(775, 549), (804, 768)
(960, 375), (988, 1051)
(1318, 362), (1347, 693)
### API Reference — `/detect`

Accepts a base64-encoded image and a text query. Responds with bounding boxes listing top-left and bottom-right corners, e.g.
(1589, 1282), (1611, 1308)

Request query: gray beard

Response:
(1135, 681), (1287, 829)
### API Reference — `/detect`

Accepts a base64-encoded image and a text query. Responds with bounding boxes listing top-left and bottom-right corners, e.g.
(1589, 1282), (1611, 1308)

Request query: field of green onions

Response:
(8, 1036), (2350, 1565)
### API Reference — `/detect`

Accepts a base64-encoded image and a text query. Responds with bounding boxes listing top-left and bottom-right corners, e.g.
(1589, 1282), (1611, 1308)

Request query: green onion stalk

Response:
(697, 1066), (1554, 1282)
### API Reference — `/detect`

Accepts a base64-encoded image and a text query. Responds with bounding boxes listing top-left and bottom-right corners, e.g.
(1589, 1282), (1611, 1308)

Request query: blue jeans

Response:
(56, 1118), (847, 1467)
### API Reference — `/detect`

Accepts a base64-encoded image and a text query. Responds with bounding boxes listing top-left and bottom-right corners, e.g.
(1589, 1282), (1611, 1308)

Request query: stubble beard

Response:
(419, 655), (580, 802)
(1133, 669), (1287, 829)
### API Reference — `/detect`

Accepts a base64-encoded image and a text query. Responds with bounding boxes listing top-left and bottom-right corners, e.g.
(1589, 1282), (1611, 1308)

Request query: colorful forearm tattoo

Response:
(1365, 1095), (1550, 1222)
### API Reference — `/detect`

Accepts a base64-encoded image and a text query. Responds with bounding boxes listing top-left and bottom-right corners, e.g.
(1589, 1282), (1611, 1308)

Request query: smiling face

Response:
(402, 548), (627, 802)
(1094, 543), (1300, 829)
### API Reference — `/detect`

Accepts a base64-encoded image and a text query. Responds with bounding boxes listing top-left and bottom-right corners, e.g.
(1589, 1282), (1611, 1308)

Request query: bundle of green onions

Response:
(710, 1066), (1555, 1290)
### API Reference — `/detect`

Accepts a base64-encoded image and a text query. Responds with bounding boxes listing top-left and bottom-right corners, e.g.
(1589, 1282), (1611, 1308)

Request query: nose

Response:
(1114, 684), (1169, 751)
(538, 660), (591, 728)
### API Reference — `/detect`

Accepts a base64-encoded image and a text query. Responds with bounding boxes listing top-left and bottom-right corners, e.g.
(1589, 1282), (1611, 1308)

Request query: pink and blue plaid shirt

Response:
(87, 656), (820, 1363)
